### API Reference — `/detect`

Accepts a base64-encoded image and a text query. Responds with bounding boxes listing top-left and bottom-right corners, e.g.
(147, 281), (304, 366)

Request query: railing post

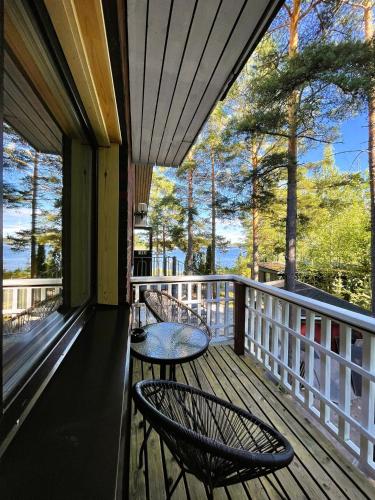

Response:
(234, 282), (246, 355)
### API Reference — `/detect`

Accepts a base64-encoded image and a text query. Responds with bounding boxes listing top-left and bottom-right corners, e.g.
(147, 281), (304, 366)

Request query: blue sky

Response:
(217, 111), (369, 245)
(303, 113), (368, 174)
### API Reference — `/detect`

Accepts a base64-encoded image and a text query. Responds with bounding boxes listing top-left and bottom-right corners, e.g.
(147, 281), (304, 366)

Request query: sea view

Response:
(4, 243), (245, 273)
(166, 246), (244, 270)
(4, 243), (30, 271)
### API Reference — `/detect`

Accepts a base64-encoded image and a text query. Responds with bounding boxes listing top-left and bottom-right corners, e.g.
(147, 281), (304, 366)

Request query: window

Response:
(1, 1), (93, 402)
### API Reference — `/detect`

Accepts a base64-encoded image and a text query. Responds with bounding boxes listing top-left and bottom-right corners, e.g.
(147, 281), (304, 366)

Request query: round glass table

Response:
(131, 321), (209, 379)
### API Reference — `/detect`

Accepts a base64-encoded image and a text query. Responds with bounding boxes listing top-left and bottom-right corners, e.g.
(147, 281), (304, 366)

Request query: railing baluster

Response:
(207, 282), (212, 331)
(360, 332), (375, 469)
(224, 281), (230, 337)
(12, 288), (18, 313)
(280, 301), (290, 387)
(248, 287), (255, 355)
(197, 282), (202, 318)
(291, 304), (302, 399)
(271, 298), (281, 378)
(187, 282), (192, 308)
(215, 282), (221, 336)
(263, 294), (272, 369)
(304, 310), (316, 410)
(255, 290), (263, 361)
(338, 323), (351, 442)
(320, 316), (332, 424)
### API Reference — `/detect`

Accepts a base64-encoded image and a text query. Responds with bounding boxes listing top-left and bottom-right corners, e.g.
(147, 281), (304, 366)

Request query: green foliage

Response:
(148, 168), (185, 255)
(4, 123), (63, 278)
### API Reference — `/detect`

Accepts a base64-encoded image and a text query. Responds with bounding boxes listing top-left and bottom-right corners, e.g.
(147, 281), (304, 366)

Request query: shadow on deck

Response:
(130, 346), (375, 499)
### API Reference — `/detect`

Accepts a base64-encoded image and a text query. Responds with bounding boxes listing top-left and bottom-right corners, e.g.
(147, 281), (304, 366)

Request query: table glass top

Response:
(131, 322), (209, 363)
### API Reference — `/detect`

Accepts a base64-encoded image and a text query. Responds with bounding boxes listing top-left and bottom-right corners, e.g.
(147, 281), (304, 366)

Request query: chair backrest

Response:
(143, 290), (211, 339)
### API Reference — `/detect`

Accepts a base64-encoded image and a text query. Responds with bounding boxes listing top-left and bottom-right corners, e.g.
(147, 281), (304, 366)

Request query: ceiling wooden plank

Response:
(173, 0), (269, 165)
(4, 104), (52, 154)
(156, 0), (221, 165)
(45, 0), (110, 146)
(126, 0), (283, 166)
(147, 0), (196, 165)
(4, 77), (61, 153)
(164, 0), (245, 164)
(134, 163), (153, 207)
(4, 4), (84, 140)
(5, 51), (62, 144)
(139, 0), (171, 164)
(127, 0), (148, 163)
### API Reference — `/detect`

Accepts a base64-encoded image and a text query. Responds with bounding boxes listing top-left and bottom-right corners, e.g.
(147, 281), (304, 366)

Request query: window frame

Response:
(0, 0), (99, 442)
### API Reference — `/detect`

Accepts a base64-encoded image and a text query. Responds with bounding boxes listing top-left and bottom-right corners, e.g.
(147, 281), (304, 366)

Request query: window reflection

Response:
(3, 123), (63, 398)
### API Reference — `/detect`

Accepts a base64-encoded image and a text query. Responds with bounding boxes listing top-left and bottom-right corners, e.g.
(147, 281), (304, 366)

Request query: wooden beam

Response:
(234, 282), (246, 355)
(45, 0), (121, 146)
(73, 0), (121, 143)
(70, 140), (93, 306)
(98, 144), (119, 305)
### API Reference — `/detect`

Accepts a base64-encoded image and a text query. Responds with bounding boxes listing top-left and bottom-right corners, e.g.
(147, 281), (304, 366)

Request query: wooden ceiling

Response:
(134, 164), (153, 208)
(4, 49), (62, 154)
(127, 0), (283, 167)
(4, 1), (84, 148)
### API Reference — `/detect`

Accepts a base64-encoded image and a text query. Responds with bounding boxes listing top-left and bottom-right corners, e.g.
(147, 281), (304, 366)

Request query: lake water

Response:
(166, 247), (244, 269)
(4, 243), (245, 272)
(4, 243), (30, 271)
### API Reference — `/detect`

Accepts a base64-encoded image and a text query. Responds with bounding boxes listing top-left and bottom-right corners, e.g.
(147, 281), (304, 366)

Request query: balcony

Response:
(131, 274), (375, 497)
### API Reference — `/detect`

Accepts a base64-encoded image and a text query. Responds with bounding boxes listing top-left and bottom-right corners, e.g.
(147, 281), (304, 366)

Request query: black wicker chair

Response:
(143, 289), (212, 339)
(133, 380), (294, 499)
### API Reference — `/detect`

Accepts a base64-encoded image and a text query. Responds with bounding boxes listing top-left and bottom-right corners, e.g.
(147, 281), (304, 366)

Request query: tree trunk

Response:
(364, 1), (375, 314)
(31, 153), (39, 278)
(210, 149), (216, 274)
(251, 140), (260, 280)
(285, 0), (301, 292)
(185, 167), (194, 274)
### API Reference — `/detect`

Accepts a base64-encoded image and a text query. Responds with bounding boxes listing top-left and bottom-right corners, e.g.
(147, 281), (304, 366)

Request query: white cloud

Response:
(216, 219), (245, 245)
(3, 208), (31, 235)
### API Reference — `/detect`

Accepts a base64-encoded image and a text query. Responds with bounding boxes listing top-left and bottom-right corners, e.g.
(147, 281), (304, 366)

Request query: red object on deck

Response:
(300, 319), (340, 352)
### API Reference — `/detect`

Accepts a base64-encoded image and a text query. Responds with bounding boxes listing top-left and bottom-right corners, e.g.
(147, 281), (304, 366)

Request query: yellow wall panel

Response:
(98, 145), (119, 305)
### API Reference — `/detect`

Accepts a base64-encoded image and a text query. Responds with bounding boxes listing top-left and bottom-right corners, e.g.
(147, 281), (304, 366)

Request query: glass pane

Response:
(3, 123), (63, 398)
(2, 1), (65, 400)
(134, 229), (151, 251)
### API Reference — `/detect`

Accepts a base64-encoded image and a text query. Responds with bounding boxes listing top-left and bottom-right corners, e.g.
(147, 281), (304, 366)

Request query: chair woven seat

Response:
(143, 290), (211, 339)
(133, 380), (294, 493)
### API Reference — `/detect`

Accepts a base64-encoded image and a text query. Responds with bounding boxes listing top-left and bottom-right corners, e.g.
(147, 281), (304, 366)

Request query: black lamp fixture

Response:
(135, 202), (148, 218)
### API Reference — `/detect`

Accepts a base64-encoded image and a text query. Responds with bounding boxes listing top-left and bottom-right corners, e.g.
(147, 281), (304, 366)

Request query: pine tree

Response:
(4, 123), (63, 278)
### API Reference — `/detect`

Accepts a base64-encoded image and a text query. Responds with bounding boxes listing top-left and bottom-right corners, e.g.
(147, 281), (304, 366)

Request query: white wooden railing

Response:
(132, 275), (234, 340)
(131, 274), (375, 475)
(3, 278), (63, 316)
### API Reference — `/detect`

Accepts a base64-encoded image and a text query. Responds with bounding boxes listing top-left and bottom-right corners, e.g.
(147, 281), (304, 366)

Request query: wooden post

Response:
(98, 144), (119, 305)
(234, 282), (246, 355)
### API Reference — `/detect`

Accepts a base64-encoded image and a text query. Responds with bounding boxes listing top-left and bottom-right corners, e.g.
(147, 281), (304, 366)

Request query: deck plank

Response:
(130, 346), (375, 500)
(208, 347), (336, 499)
(225, 346), (375, 499)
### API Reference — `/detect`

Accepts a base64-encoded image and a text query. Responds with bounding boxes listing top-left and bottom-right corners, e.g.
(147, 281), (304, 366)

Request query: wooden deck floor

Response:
(129, 345), (375, 499)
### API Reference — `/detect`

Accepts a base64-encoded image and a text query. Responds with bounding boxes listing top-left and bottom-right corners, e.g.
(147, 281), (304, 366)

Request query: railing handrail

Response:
(131, 274), (375, 335)
(3, 278), (62, 287)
